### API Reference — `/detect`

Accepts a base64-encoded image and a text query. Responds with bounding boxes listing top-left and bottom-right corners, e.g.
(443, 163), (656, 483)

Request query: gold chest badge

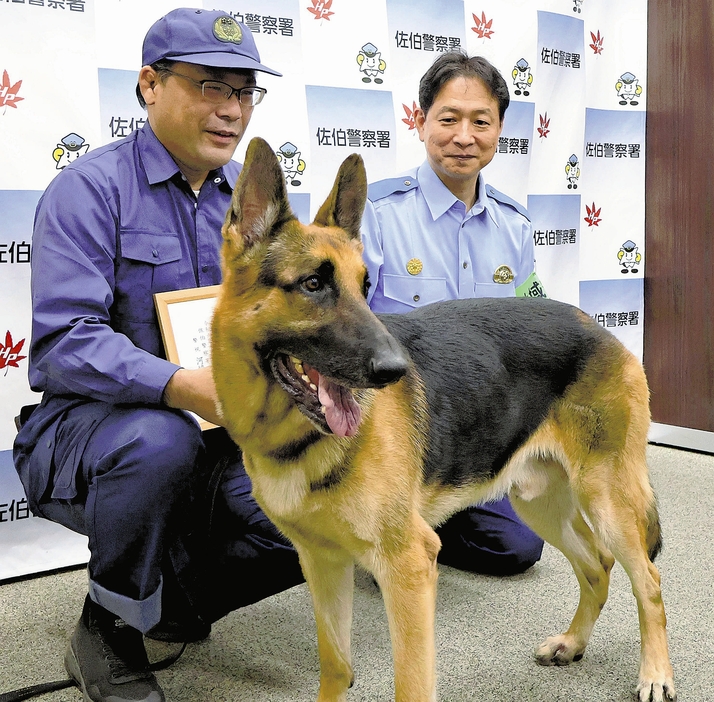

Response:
(493, 265), (515, 284)
(406, 258), (423, 276)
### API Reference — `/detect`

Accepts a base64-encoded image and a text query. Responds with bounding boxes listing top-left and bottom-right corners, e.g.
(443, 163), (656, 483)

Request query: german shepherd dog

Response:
(211, 137), (676, 702)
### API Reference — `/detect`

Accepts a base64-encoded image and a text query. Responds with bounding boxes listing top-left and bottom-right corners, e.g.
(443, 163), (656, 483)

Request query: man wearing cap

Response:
(361, 52), (546, 580)
(13, 9), (303, 702)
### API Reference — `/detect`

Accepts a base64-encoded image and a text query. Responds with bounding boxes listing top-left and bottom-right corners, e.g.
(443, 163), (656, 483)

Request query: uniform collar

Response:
(417, 160), (497, 225)
(477, 176), (500, 227)
(138, 121), (237, 191)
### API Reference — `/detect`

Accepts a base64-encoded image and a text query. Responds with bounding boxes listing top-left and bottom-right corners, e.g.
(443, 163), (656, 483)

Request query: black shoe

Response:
(65, 596), (165, 702)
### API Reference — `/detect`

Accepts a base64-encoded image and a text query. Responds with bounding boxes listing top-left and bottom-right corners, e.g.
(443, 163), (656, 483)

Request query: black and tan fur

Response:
(211, 137), (676, 702)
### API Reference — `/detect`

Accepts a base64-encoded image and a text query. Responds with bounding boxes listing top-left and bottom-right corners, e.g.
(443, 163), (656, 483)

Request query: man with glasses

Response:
(14, 9), (303, 702)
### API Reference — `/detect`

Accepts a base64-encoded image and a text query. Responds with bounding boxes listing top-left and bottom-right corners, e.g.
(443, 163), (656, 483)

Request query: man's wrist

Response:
(162, 368), (185, 409)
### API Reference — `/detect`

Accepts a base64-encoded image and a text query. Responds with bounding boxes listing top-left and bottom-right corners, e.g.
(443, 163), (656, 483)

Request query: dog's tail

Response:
(646, 495), (663, 562)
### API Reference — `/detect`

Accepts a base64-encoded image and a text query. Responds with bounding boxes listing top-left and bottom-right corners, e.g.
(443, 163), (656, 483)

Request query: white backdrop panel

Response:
(0, 0), (647, 578)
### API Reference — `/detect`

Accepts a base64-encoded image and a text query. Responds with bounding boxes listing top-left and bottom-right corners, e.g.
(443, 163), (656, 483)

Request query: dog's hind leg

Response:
(578, 474), (676, 702)
(364, 512), (441, 702)
(293, 540), (356, 702)
(512, 452), (676, 702)
(509, 459), (616, 666)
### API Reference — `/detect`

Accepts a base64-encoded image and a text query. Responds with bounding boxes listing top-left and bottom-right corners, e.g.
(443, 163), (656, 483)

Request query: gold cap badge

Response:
(213, 16), (243, 44)
(493, 265), (515, 284)
(406, 258), (423, 275)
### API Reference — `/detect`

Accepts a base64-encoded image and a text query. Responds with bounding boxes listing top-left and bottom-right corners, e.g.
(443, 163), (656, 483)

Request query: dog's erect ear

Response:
(224, 137), (294, 250)
(313, 153), (367, 240)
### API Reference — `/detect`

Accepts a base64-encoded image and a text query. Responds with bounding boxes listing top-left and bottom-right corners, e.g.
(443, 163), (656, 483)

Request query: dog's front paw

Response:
(635, 677), (677, 702)
(534, 634), (586, 666)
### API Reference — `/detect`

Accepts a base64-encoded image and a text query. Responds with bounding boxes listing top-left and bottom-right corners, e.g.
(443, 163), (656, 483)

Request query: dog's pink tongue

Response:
(318, 375), (361, 437)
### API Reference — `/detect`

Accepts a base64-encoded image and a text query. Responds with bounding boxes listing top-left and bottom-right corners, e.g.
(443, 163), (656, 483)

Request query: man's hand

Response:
(163, 366), (224, 427)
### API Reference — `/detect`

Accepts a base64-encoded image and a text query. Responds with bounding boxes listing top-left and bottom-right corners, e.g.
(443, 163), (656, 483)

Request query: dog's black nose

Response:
(369, 341), (409, 386)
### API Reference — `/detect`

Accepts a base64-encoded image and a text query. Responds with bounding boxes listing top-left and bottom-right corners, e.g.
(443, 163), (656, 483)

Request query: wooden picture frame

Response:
(154, 285), (221, 431)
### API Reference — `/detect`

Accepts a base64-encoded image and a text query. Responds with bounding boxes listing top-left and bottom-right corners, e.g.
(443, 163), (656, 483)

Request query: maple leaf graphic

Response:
(307, 0), (334, 20)
(402, 101), (418, 130)
(537, 112), (550, 138)
(589, 30), (604, 55)
(471, 11), (494, 39)
(0, 330), (27, 375)
(1, 70), (24, 112)
(585, 202), (602, 227)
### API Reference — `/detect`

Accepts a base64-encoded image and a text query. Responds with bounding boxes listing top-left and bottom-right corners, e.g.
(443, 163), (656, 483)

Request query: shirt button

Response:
(463, 261), (468, 269)
(404, 179), (411, 186)
(213, 177), (221, 184)
(152, 249), (158, 258)
(413, 294), (420, 302)
(201, 264), (209, 272)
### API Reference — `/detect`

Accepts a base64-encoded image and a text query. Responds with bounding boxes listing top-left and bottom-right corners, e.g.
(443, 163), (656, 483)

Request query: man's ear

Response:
(138, 66), (159, 106)
(414, 107), (427, 143)
(222, 137), (294, 253)
(312, 153), (367, 241)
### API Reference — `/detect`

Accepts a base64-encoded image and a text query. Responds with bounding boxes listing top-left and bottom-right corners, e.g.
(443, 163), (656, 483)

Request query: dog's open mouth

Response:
(270, 354), (362, 438)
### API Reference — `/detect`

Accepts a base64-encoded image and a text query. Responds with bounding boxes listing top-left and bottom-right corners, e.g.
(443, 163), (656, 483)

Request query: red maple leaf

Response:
(0, 330), (27, 374)
(584, 202), (602, 227)
(1, 69), (24, 110)
(537, 112), (550, 138)
(589, 30), (604, 55)
(471, 11), (494, 39)
(307, 0), (334, 20)
(402, 101), (418, 130)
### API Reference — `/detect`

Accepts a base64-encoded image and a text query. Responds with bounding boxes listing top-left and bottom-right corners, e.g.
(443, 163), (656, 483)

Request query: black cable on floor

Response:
(0, 679), (75, 702)
(0, 642), (187, 702)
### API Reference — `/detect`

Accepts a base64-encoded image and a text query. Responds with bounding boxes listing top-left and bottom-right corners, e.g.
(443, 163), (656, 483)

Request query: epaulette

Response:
(367, 174), (419, 202)
(485, 184), (530, 220)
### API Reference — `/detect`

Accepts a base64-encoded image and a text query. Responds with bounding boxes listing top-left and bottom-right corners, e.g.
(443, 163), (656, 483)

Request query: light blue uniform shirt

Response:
(361, 160), (534, 314)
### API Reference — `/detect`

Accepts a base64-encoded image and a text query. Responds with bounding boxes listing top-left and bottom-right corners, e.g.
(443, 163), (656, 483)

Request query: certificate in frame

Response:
(154, 285), (221, 430)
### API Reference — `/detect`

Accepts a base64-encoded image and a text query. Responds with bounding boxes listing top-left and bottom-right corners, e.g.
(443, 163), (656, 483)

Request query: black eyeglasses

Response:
(163, 69), (267, 106)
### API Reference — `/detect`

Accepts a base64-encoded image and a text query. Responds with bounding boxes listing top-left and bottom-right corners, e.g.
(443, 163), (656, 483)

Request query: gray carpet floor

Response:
(1, 444), (712, 701)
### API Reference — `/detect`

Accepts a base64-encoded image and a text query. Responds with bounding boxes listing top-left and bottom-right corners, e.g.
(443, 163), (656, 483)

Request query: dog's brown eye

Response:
(302, 276), (323, 292)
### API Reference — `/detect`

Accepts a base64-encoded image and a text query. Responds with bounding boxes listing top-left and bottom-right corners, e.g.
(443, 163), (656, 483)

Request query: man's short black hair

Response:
(135, 61), (257, 109)
(418, 52), (510, 122)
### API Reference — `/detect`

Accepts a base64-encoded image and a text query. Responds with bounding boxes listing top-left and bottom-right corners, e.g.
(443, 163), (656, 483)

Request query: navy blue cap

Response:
(142, 8), (281, 76)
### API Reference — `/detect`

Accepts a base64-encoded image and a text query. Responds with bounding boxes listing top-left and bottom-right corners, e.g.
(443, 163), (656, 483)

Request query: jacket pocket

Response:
(120, 229), (182, 265)
(115, 230), (183, 323)
(383, 274), (447, 308)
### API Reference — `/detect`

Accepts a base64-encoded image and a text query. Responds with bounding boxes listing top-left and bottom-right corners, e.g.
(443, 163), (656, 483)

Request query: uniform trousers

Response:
(437, 498), (544, 575)
(28, 401), (303, 634)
